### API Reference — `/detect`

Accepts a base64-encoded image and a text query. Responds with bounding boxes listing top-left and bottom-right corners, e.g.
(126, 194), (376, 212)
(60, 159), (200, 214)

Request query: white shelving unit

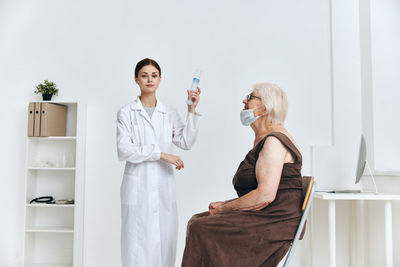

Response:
(23, 101), (86, 267)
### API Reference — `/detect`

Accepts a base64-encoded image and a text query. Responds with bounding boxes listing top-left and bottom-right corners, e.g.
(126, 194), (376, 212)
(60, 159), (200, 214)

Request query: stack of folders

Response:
(27, 102), (67, 137)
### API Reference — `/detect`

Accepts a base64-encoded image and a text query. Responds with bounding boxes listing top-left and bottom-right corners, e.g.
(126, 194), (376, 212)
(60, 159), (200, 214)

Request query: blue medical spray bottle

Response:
(187, 69), (201, 105)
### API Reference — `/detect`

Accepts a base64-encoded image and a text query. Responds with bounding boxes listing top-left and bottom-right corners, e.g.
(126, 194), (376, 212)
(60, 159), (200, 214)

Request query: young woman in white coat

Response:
(117, 58), (201, 267)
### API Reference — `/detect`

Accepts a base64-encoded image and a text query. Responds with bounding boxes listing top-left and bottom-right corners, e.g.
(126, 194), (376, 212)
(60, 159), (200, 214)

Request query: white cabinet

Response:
(23, 102), (86, 267)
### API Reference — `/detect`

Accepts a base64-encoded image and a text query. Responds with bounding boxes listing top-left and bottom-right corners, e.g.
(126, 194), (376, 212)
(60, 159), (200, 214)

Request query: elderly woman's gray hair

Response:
(253, 82), (288, 124)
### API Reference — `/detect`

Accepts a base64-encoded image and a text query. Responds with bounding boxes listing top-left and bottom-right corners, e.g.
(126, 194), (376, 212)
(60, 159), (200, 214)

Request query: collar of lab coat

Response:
(130, 96), (167, 114)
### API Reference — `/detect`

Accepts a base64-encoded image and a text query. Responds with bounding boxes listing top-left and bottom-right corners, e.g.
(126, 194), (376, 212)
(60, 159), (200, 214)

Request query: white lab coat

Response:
(117, 96), (200, 267)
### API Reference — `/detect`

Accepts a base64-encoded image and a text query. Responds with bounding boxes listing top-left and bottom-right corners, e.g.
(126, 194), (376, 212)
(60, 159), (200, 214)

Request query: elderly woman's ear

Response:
(254, 105), (267, 117)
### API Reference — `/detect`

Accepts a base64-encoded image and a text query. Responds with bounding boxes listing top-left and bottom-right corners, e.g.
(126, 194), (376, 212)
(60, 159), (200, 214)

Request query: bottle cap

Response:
(193, 69), (202, 79)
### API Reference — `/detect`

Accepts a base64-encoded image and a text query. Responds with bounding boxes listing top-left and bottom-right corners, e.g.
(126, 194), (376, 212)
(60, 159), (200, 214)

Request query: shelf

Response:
(28, 136), (77, 141)
(32, 100), (78, 104)
(26, 204), (75, 208)
(24, 101), (83, 266)
(28, 168), (76, 171)
(25, 226), (74, 233)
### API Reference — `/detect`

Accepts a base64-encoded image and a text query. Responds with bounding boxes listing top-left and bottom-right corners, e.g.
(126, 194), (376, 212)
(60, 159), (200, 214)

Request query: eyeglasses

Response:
(246, 93), (261, 101)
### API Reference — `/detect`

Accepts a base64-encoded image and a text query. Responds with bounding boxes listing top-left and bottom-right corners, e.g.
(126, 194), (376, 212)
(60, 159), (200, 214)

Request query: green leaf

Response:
(34, 79), (59, 96)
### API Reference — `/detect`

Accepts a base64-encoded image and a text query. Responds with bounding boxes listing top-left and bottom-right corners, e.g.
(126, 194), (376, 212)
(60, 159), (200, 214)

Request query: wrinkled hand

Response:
(208, 201), (224, 216)
(209, 201), (224, 209)
(160, 153), (184, 170)
(187, 87), (201, 112)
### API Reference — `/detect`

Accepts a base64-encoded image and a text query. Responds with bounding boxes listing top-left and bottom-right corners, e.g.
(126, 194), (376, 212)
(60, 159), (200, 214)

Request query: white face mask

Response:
(240, 109), (260, 126)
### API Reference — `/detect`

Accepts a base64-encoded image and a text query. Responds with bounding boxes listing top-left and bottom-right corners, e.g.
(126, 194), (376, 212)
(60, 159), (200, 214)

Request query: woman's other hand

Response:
(208, 201), (224, 216)
(160, 152), (184, 170)
(187, 87), (201, 113)
(208, 201), (224, 209)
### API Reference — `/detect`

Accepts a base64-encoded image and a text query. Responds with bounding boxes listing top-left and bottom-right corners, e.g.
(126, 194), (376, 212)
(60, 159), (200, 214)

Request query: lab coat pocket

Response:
(121, 174), (139, 205)
(164, 123), (173, 143)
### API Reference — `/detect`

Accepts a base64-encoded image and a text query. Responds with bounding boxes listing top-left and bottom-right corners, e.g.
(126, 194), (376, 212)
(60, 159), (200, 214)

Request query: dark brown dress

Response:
(181, 132), (303, 267)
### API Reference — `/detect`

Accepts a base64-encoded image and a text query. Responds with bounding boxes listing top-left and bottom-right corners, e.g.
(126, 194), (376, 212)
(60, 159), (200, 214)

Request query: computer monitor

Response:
(315, 134), (377, 194)
(355, 134), (378, 193)
(355, 135), (367, 184)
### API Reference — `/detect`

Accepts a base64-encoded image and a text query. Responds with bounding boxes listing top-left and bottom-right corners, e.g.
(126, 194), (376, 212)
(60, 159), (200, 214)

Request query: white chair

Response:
(281, 176), (316, 267)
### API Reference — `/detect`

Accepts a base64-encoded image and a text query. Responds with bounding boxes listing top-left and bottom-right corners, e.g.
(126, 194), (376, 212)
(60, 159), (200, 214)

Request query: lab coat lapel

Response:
(151, 100), (166, 125)
(139, 109), (152, 126)
(131, 97), (167, 135)
(131, 96), (153, 126)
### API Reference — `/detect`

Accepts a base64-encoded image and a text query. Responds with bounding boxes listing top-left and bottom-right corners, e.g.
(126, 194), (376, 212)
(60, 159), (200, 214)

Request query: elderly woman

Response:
(181, 83), (303, 267)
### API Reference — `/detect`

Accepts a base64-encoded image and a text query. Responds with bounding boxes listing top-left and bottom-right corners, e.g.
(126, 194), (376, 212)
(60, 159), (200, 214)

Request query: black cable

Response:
(29, 196), (54, 204)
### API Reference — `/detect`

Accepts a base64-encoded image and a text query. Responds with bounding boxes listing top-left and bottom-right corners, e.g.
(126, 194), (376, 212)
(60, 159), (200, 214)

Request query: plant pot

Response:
(42, 93), (53, 101)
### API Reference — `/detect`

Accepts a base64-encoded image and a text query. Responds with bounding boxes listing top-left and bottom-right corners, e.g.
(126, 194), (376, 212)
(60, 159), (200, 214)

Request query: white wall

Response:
(310, 0), (400, 266)
(0, 0), (398, 266)
(369, 0), (400, 172)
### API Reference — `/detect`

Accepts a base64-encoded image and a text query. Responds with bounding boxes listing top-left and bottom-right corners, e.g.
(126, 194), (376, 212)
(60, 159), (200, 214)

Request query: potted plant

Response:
(34, 80), (59, 101)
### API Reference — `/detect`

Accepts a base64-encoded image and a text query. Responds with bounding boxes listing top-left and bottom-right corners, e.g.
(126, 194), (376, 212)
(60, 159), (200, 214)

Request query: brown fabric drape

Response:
(182, 132), (304, 267)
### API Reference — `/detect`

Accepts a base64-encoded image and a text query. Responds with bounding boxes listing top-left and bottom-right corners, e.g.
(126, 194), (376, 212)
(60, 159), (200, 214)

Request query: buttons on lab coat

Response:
(153, 209), (158, 214)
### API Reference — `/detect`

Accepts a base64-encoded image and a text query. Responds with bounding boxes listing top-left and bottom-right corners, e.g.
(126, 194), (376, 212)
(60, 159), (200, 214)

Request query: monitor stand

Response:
(361, 160), (378, 194)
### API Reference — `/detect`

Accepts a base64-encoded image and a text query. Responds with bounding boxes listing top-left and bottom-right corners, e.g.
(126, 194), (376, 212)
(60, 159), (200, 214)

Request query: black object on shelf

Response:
(30, 196), (55, 204)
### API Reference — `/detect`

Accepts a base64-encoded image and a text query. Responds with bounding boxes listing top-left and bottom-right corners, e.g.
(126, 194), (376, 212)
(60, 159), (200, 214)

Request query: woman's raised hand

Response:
(187, 87), (201, 113)
(160, 152), (184, 170)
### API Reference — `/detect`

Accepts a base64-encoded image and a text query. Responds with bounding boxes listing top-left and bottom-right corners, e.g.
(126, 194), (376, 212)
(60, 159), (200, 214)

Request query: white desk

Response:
(314, 192), (400, 267)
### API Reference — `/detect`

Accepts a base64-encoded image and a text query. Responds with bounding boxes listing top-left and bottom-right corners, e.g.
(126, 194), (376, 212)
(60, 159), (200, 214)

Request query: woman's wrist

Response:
(218, 203), (228, 212)
(220, 198), (238, 212)
(188, 107), (196, 114)
(160, 152), (166, 161)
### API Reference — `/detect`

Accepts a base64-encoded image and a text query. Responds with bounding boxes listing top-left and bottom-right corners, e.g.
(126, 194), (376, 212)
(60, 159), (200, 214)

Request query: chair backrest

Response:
(282, 176), (316, 267)
(301, 176), (315, 211)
